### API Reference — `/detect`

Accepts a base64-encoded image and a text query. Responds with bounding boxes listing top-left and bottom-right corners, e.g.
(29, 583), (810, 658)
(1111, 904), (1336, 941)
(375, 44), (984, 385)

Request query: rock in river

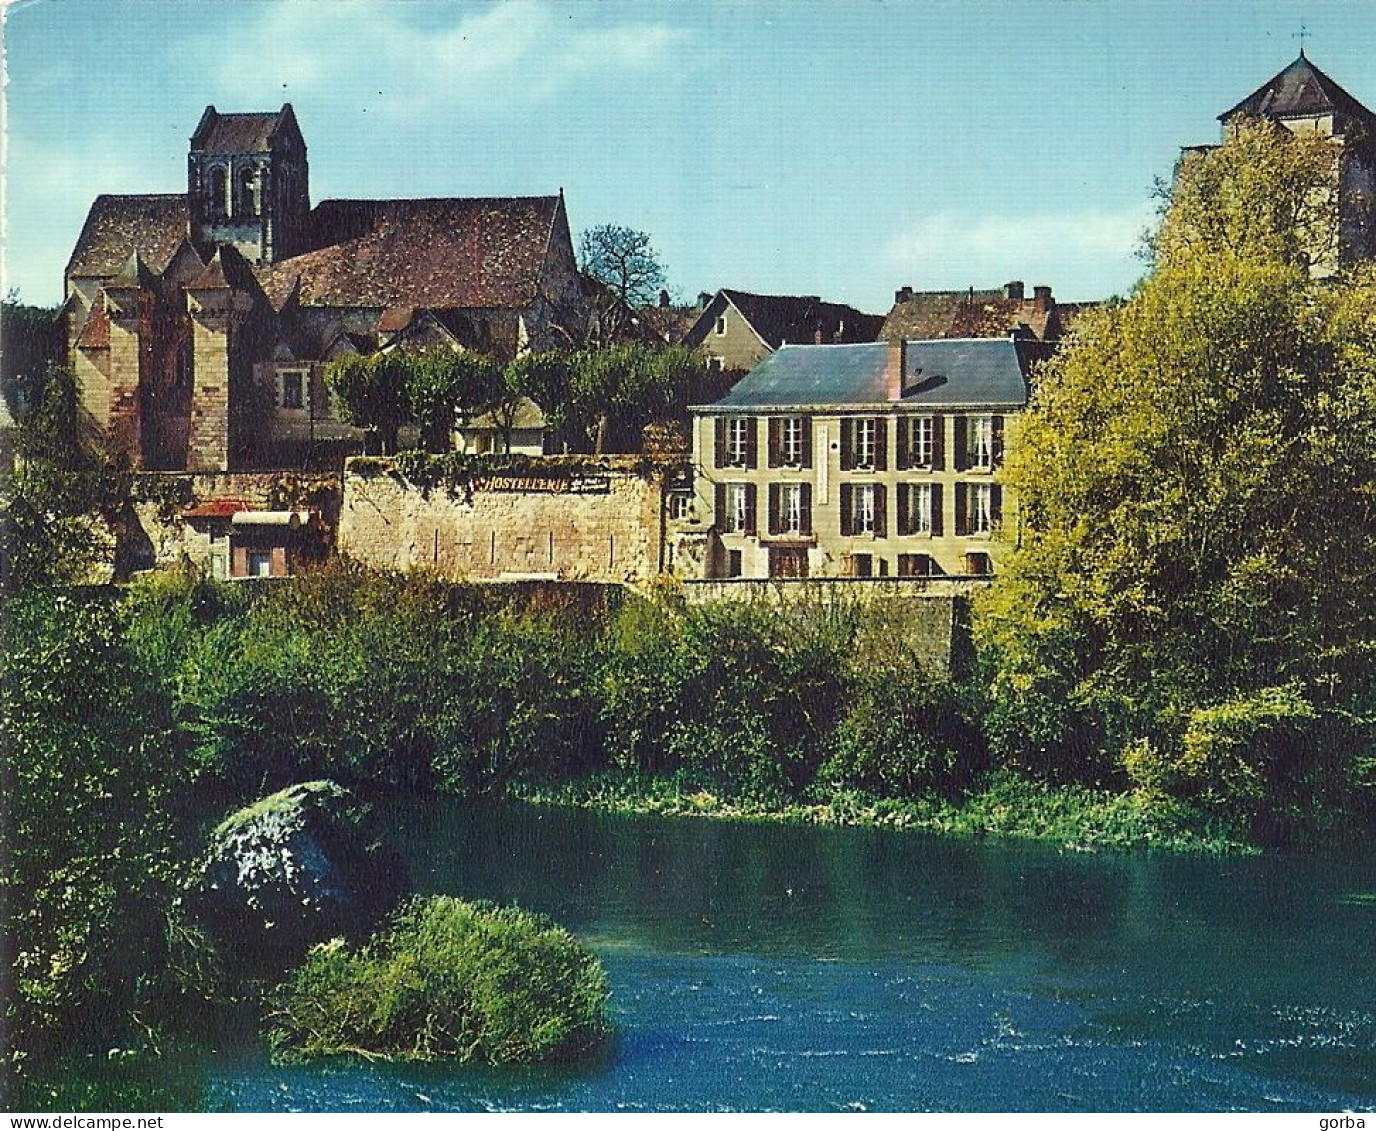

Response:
(190, 780), (408, 970)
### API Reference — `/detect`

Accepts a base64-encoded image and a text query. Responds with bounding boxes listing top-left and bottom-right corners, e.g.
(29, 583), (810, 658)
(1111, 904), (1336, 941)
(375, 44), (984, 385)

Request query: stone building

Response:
(63, 104), (588, 473)
(681, 289), (884, 376)
(684, 337), (1032, 580)
(1192, 52), (1376, 274)
(880, 280), (1086, 345)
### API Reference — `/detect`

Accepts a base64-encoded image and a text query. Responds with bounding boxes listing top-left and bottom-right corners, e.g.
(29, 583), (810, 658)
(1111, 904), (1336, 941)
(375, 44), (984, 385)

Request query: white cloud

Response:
(210, 0), (691, 115)
(885, 205), (1156, 295)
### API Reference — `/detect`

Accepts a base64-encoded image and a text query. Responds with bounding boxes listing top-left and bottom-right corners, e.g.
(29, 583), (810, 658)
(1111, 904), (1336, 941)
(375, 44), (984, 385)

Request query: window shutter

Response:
(745, 418), (758, 469)
(714, 418), (727, 468)
(768, 418), (782, 468)
(930, 483), (944, 537)
(991, 484), (1003, 527)
(800, 416), (813, 469)
(800, 483), (812, 535)
(932, 414), (945, 470)
(714, 483), (726, 530)
(874, 484), (887, 538)
(840, 419), (854, 471)
(953, 416), (967, 472)
(744, 483), (757, 535)
(896, 418), (911, 471)
(874, 418), (888, 471)
(896, 483), (910, 536)
(992, 415), (1005, 466)
(767, 483), (781, 535)
(840, 483), (853, 536)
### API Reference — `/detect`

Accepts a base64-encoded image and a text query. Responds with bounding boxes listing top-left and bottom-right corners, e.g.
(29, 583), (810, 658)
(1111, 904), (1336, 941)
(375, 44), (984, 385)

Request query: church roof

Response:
(1221, 53), (1376, 127)
(191, 106), (298, 153)
(66, 194), (189, 278)
(256, 196), (566, 310)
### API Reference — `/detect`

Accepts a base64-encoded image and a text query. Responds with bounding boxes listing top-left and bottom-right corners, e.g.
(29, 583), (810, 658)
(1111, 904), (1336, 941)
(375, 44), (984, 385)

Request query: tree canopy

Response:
(578, 225), (668, 308)
(975, 118), (1376, 838)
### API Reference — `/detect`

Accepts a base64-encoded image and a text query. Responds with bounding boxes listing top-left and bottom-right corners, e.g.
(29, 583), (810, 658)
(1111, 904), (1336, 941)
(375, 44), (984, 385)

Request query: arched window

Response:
(207, 166), (228, 219)
(236, 166), (258, 218)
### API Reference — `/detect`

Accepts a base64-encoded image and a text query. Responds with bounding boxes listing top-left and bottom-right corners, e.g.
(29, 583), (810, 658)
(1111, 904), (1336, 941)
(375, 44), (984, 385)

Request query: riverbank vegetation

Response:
(267, 896), (610, 1065)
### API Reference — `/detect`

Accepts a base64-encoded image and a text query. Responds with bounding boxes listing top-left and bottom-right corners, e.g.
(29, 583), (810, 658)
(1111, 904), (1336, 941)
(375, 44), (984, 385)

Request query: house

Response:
(181, 498), (327, 579)
(63, 104), (588, 473)
(455, 397), (549, 456)
(880, 279), (1094, 345)
(687, 337), (1033, 580)
(681, 289), (885, 376)
(1191, 52), (1376, 273)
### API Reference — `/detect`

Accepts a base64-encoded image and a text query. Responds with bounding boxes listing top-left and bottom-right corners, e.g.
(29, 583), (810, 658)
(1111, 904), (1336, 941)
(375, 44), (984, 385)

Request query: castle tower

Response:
(1220, 52), (1376, 269)
(188, 104), (310, 266)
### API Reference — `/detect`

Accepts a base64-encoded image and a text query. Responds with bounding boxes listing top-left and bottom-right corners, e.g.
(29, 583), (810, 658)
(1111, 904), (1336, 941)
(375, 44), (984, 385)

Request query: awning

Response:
(230, 510), (313, 528)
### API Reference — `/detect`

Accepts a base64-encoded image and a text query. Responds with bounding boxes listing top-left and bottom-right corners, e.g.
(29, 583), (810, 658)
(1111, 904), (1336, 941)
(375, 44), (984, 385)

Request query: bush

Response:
(266, 896), (610, 1065)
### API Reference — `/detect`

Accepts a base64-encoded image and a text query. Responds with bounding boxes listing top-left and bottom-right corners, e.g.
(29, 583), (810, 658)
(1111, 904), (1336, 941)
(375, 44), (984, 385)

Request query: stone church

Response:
(64, 105), (588, 471)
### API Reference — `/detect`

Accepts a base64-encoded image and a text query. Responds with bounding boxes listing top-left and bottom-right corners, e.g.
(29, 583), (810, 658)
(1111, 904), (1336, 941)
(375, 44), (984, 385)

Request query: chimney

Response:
(1033, 285), (1053, 313)
(698, 291), (713, 309)
(1003, 280), (1025, 302)
(887, 338), (907, 401)
(659, 289), (671, 308)
(895, 285), (914, 305)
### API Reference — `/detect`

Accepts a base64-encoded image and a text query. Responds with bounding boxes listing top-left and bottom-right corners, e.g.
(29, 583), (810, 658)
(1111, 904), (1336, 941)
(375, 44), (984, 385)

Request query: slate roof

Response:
(686, 289), (883, 349)
(1222, 54), (1376, 126)
(256, 196), (563, 310)
(702, 339), (1029, 412)
(66, 194), (189, 278)
(881, 288), (1063, 342)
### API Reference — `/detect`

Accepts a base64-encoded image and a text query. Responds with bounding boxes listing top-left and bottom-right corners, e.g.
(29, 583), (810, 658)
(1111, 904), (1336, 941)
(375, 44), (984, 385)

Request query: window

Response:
(970, 483), (995, 535)
(668, 493), (692, 521)
(781, 416), (804, 465)
(237, 166), (258, 218)
(846, 553), (873, 578)
(910, 417), (934, 467)
(854, 418), (876, 468)
(718, 482), (756, 534)
(207, 165), (228, 218)
(854, 483), (876, 534)
(769, 482), (811, 535)
(769, 546), (808, 578)
(715, 316), (727, 336)
(841, 417), (886, 471)
(249, 550), (272, 578)
(958, 415), (1003, 470)
(716, 416), (756, 468)
(898, 553), (942, 578)
(970, 417), (994, 468)
(727, 549), (743, 577)
(901, 482), (935, 535)
(708, 356), (724, 374)
(965, 552), (992, 576)
(278, 368), (307, 410)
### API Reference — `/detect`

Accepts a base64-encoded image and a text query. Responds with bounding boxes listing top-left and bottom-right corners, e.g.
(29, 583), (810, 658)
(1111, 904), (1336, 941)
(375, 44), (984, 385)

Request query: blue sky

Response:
(5, 0), (1376, 311)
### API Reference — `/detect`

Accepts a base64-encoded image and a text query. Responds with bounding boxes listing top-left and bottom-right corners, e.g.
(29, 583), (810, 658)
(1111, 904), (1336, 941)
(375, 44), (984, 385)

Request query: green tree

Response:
(325, 353), (410, 455)
(976, 119), (1376, 835)
(565, 343), (707, 453)
(1, 295), (64, 419)
(402, 348), (500, 453)
(577, 225), (667, 308)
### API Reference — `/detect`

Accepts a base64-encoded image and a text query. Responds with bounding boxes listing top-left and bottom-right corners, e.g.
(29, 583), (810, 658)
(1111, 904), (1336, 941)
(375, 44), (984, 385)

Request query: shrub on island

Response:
(266, 895), (610, 1065)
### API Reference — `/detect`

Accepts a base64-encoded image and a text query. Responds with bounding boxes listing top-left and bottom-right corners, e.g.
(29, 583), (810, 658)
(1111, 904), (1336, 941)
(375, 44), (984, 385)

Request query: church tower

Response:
(1219, 52), (1376, 270)
(187, 104), (311, 266)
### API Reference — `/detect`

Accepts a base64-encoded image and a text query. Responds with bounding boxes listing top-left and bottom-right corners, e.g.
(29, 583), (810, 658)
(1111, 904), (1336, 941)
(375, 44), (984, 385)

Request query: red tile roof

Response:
(183, 498), (248, 519)
(256, 196), (563, 310)
(66, 194), (189, 279)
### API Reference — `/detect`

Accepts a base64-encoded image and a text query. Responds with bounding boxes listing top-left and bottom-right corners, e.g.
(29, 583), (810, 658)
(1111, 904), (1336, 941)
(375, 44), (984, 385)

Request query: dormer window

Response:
(277, 367), (308, 411)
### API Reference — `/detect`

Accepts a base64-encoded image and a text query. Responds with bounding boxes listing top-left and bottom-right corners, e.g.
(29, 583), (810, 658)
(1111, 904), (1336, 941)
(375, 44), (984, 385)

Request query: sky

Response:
(4, 0), (1376, 312)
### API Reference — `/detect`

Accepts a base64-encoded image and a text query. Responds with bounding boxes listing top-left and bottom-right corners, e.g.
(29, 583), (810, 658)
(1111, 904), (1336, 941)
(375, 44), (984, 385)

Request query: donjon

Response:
(64, 104), (588, 472)
(1217, 52), (1376, 272)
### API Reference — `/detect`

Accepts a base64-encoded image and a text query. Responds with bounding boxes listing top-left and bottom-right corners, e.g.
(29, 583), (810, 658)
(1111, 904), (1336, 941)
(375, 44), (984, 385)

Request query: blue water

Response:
(147, 800), (1376, 1111)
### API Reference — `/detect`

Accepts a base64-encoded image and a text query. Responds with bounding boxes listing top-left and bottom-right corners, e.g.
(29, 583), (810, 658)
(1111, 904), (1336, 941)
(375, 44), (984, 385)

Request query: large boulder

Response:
(190, 780), (408, 971)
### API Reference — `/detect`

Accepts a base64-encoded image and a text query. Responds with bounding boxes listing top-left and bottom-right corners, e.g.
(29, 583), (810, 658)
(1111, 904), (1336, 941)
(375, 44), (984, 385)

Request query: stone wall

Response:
(338, 458), (665, 583)
(681, 577), (974, 674)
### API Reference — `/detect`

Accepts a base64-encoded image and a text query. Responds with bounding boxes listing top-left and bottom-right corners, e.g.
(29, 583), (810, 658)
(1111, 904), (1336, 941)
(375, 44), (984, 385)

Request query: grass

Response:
(520, 769), (1255, 855)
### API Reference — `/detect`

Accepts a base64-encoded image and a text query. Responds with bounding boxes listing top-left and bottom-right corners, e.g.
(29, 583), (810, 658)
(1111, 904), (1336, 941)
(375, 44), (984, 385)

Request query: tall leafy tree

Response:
(976, 119), (1376, 832)
(578, 225), (667, 308)
(326, 353), (410, 455)
(403, 348), (501, 453)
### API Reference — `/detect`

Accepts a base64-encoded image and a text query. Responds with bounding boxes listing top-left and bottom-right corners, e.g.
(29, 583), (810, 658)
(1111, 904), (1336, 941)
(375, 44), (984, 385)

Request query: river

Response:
(120, 799), (1376, 1111)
